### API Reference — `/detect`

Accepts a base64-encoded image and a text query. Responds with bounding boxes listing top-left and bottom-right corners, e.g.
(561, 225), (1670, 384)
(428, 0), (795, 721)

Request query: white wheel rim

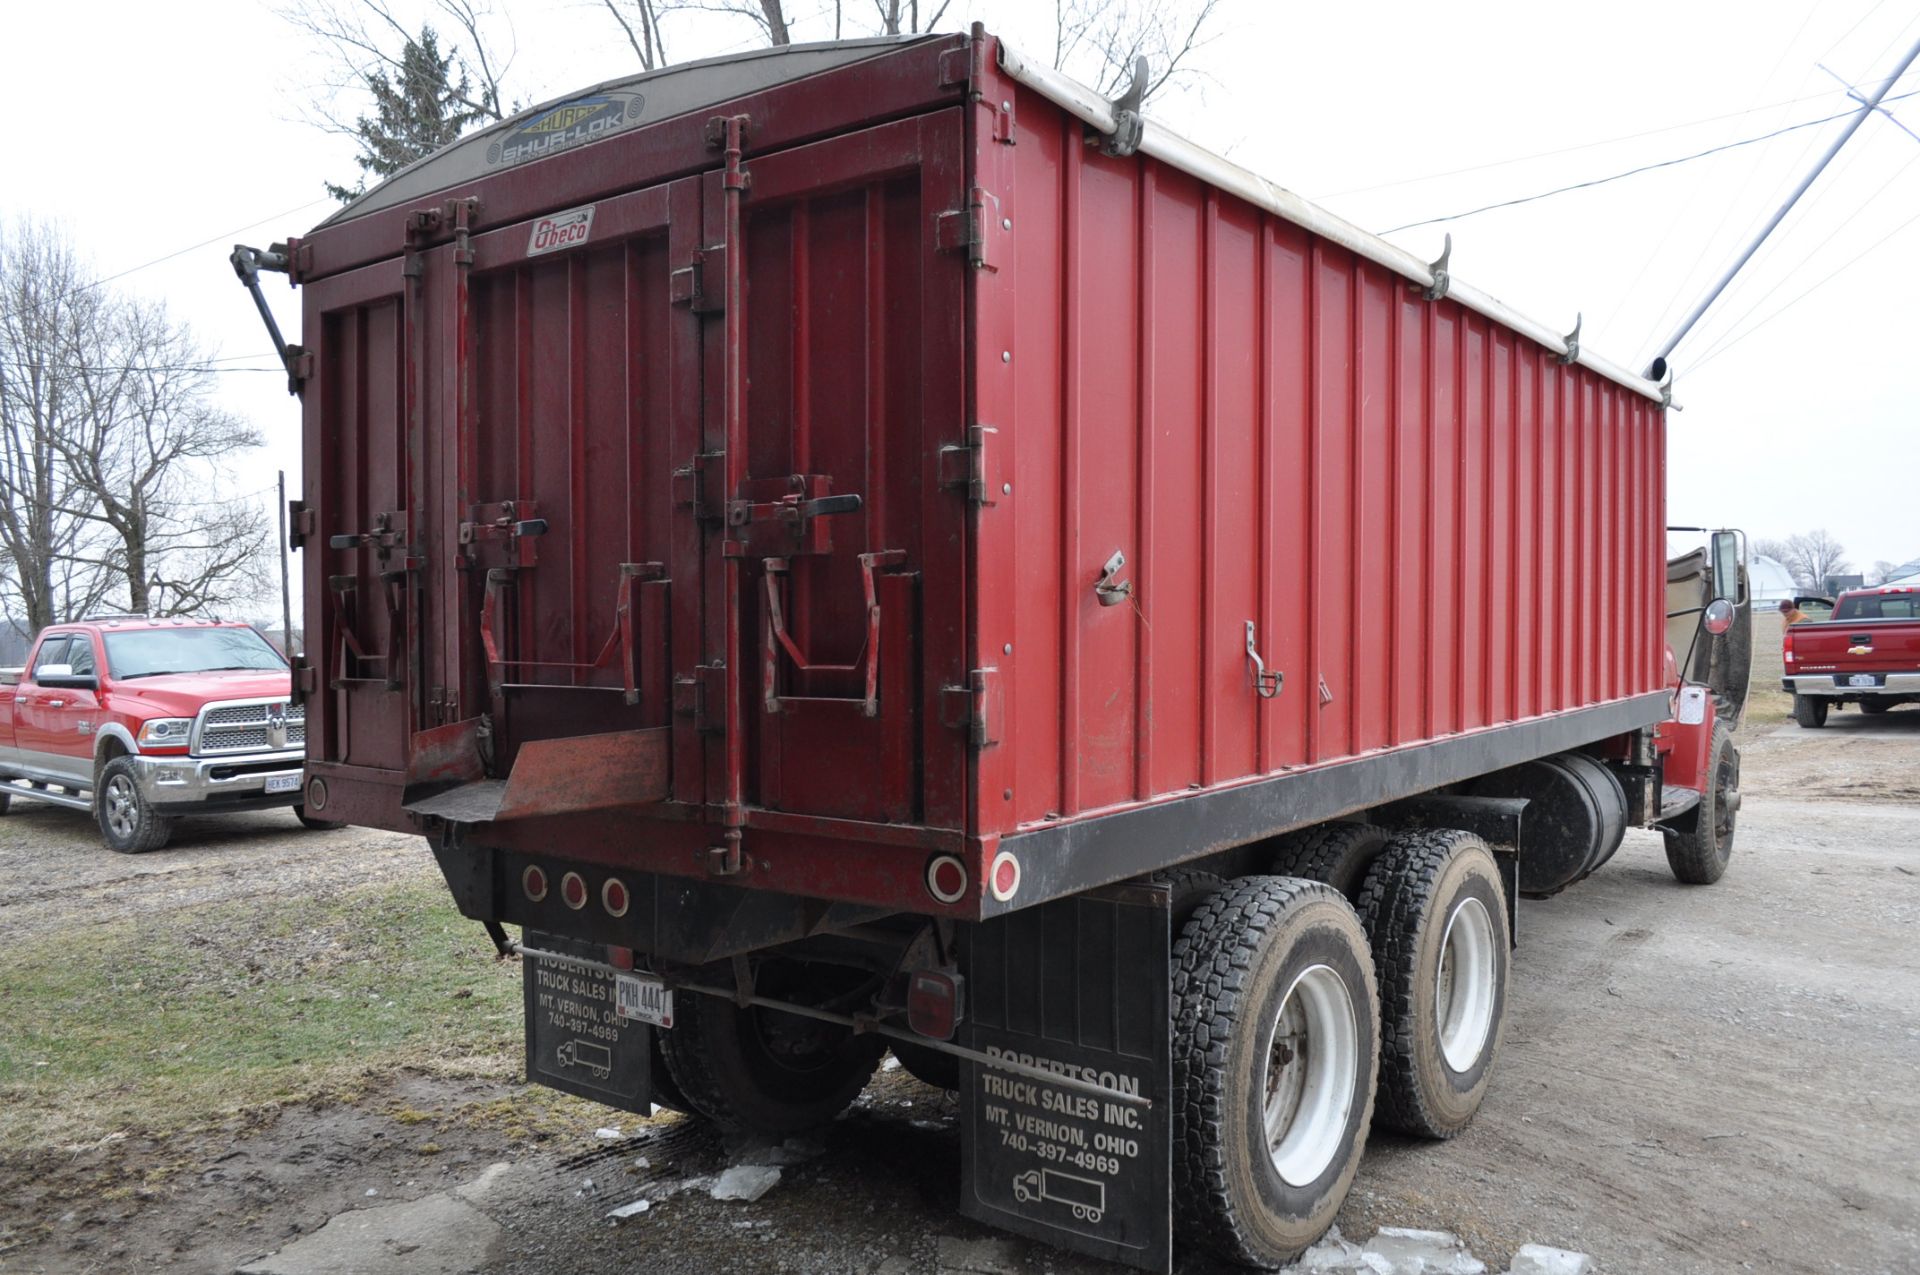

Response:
(1263, 963), (1358, 1187)
(1436, 896), (1496, 1072)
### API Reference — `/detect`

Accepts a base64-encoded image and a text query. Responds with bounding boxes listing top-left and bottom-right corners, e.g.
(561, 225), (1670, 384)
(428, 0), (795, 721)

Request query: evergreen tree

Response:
(326, 28), (484, 203)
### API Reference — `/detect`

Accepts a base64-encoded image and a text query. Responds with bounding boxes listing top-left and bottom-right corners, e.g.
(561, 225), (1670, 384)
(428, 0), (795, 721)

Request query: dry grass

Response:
(1741, 609), (1790, 732)
(0, 880), (523, 1150)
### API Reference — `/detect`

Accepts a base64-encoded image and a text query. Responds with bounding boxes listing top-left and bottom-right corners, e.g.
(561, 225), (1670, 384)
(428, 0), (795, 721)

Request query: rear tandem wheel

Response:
(1171, 876), (1379, 1267)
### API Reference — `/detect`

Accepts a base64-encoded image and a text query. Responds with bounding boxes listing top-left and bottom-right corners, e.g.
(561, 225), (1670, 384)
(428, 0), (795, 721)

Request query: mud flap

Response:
(522, 930), (653, 1114)
(959, 883), (1172, 1273)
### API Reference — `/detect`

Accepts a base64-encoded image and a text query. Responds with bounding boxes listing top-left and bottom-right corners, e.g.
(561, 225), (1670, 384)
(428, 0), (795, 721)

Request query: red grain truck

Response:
(237, 30), (1748, 1270)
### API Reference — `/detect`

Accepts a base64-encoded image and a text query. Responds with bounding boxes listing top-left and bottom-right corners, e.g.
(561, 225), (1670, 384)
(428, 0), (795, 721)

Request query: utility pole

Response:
(1646, 32), (1920, 379)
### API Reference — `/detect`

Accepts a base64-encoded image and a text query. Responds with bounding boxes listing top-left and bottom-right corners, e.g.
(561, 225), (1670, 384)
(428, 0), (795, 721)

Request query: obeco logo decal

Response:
(527, 206), (596, 257)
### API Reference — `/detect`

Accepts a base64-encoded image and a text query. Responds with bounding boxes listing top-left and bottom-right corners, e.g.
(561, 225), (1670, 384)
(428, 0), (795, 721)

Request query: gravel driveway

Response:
(2, 712), (1916, 1274)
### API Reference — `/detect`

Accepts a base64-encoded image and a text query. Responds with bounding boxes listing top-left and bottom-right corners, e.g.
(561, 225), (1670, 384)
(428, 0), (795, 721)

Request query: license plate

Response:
(264, 774), (301, 794)
(616, 971), (674, 1028)
(1849, 674), (1879, 688)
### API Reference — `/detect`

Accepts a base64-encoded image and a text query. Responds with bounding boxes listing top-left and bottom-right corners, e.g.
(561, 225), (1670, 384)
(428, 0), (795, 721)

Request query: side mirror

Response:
(1710, 529), (1746, 605)
(36, 665), (98, 691)
(1702, 598), (1735, 635)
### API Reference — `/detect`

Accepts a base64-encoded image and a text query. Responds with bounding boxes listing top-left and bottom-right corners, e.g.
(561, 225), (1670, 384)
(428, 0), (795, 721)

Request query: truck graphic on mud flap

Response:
(556, 1038), (613, 1079)
(1012, 1169), (1106, 1224)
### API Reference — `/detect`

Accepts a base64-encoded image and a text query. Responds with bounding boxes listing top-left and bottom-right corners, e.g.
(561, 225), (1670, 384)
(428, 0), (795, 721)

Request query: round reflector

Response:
(602, 877), (630, 917)
(306, 776), (329, 811)
(989, 850), (1021, 902)
(561, 871), (588, 910)
(925, 854), (968, 905)
(522, 864), (548, 902)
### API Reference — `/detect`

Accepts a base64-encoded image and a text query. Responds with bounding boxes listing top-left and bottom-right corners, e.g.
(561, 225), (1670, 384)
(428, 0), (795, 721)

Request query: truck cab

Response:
(0, 616), (317, 852)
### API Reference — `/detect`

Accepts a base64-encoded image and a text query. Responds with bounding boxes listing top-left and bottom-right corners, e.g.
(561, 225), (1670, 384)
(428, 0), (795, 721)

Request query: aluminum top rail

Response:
(998, 43), (1666, 406)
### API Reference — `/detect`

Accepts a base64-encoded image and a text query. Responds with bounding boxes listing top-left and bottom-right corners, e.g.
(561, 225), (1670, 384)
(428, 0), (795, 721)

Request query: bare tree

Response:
(0, 220), (268, 629)
(0, 220), (118, 632)
(1868, 560), (1898, 586)
(284, 0), (516, 122)
(1763, 530), (1852, 593)
(600, 0), (680, 69)
(1052, 0), (1224, 102)
(871, 0), (953, 34)
(57, 300), (270, 617)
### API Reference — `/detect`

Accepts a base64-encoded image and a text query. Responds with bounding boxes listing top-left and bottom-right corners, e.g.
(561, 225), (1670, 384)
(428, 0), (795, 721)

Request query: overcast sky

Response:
(3, 0), (1916, 600)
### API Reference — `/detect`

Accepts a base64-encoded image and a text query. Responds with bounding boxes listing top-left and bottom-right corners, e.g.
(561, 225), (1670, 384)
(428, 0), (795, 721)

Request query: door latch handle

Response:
(1244, 621), (1283, 699)
(46, 698), (66, 708)
(1095, 550), (1133, 607)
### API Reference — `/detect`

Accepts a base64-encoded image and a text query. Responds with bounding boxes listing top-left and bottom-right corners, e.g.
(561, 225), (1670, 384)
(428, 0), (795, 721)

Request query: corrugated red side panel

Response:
(977, 79), (1667, 839)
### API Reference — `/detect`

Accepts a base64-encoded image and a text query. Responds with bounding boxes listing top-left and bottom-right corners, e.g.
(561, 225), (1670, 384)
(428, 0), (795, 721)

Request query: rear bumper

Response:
(1782, 673), (1920, 696)
(132, 750), (304, 814)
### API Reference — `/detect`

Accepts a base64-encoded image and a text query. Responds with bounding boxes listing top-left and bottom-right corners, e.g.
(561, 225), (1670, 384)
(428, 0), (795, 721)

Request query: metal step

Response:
(1657, 785), (1702, 821)
(0, 778), (93, 812)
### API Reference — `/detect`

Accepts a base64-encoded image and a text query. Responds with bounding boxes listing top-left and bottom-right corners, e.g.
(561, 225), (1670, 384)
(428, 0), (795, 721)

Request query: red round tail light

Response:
(560, 871), (588, 910)
(522, 864), (548, 902)
(988, 851), (1021, 902)
(602, 877), (630, 917)
(925, 854), (968, 905)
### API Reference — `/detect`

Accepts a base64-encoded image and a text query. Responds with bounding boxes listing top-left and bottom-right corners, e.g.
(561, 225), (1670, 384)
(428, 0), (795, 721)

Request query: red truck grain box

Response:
(268, 29), (1732, 1270)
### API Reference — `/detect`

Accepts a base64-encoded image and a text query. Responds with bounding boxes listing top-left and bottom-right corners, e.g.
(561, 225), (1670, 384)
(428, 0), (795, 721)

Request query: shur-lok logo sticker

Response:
(487, 93), (644, 167)
(527, 206), (596, 257)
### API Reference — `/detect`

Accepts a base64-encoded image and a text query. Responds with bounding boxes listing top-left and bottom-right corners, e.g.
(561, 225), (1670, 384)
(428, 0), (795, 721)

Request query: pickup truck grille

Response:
(196, 701), (306, 755)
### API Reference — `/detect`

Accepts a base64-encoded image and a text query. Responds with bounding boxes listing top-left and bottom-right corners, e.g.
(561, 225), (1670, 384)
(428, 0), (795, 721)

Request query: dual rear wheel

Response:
(1174, 830), (1509, 1266)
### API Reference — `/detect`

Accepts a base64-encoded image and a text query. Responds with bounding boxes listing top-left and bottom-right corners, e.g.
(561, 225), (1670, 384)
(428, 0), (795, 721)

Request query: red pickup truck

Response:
(1783, 585), (1920, 726)
(0, 616), (319, 851)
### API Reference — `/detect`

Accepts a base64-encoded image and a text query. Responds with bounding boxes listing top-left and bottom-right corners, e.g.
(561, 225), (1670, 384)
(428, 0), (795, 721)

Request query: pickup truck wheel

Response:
(96, 757), (172, 854)
(1663, 724), (1738, 886)
(1355, 830), (1509, 1139)
(658, 975), (884, 1136)
(1172, 876), (1379, 1267)
(1268, 823), (1394, 900)
(293, 807), (342, 831)
(0, 789), (10, 816)
(1792, 694), (1828, 728)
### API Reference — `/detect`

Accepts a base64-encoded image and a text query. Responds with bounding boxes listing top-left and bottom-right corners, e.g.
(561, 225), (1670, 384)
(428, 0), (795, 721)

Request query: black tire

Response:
(647, 1028), (693, 1114)
(0, 788), (10, 815)
(1354, 830), (1509, 1140)
(294, 806), (342, 831)
(658, 974), (884, 1136)
(1792, 694), (1827, 728)
(1860, 699), (1891, 715)
(1149, 866), (1228, 933)
(1267, 823), (1394, 900)
(1663, 723), (1739, 886)
(888, 1040), (960, 1092)
(1172, 876), (1379, 1267)
(95, 756), (172, 854)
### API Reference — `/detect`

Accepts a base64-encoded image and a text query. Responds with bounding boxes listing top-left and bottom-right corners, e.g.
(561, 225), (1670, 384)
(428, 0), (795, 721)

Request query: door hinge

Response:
(938, 424), (999, 507)
(673, 452), (724, 522)
(671, 245), (727, 313)
(288, 500), (317, 550)
(675, 663), (725, 733)
(285, 343), (315, 387)
(941, 667), (999, 748)
(935, 186), (1000, 270)
(291, 657), (319, 703)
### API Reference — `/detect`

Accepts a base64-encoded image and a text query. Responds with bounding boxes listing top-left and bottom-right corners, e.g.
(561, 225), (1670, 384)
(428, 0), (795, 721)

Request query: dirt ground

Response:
(3, 710), (1918, 1274)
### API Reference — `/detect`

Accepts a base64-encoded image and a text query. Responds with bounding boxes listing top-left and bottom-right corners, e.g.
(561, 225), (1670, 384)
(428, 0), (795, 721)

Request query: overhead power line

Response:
(83, 197), (332, 292)
(1690, 201), (1920, 373)
(1377, 87), (1920, 236)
